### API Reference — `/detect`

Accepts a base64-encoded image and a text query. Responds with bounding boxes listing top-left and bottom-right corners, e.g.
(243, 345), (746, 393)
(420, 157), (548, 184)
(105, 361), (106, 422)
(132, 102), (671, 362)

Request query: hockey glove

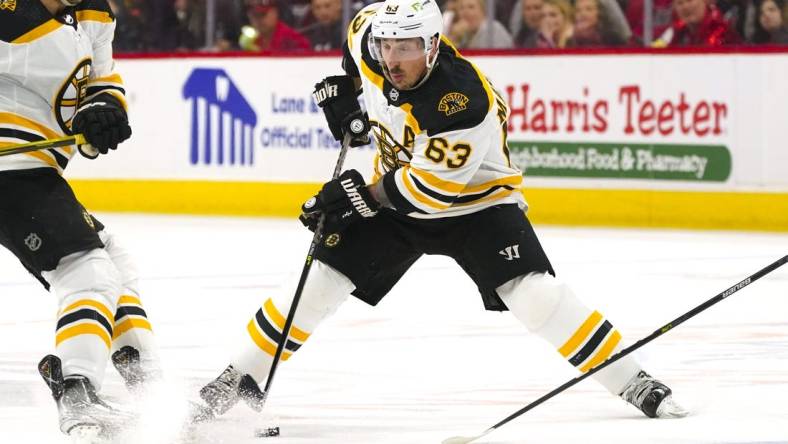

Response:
(312, 75), (370, 147)
(71, 93), (132, 159)
(299, 169), (380, 232)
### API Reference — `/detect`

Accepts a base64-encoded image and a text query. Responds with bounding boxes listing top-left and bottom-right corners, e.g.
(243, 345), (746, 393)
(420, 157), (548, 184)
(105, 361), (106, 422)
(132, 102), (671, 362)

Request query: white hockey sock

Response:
(99, 230), (160, 371)
(498, 272), (642, 395)
(42, 248), (121, 390)
(232, 260), (353, 384)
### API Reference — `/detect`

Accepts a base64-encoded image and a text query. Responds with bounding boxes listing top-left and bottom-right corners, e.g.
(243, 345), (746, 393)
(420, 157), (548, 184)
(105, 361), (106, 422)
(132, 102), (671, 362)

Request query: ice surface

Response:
(1, 214), (786, 443)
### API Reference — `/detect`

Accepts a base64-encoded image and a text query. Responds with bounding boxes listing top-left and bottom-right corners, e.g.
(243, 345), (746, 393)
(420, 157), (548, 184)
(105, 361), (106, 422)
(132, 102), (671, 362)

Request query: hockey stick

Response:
(0, 134), (86, 157)
(261, 131), (354, 398)
(444, 254), (788, 444)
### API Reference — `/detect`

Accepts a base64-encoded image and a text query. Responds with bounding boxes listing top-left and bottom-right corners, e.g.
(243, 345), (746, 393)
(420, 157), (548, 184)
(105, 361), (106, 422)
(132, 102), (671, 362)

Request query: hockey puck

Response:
(255, 427), (280, 438)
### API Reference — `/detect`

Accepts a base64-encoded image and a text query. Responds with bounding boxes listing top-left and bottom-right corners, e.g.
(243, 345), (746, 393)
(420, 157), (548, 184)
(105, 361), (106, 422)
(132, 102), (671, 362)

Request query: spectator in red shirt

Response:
(658, 0), (742, 46)
(241, 0), (311, 52)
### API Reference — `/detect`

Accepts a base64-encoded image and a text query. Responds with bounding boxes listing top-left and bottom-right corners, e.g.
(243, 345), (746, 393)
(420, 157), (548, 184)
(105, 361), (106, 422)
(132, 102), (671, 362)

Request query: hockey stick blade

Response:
(0, 134), (86, 157)
(444, 254), (787, 444)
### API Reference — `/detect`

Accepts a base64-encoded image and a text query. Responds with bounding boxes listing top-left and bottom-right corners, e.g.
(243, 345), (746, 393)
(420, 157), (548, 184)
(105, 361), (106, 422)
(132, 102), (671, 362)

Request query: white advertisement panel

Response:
(66, 53), (788, 193)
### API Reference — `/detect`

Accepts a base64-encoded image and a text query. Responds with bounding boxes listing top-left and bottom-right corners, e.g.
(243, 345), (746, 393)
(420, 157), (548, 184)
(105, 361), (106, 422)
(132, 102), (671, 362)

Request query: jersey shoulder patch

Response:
(0, 0), (54, 43)
(409, 43), (491, 136)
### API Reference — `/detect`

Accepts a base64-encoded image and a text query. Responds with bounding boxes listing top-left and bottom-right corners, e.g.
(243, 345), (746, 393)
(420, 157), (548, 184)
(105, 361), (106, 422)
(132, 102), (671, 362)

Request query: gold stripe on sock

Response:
(247, 320), (292, 361)
(60, 299), (114, 322)
(579, 330), (622, 373)
(558, 310), (603, 357)
(56, 323), (112, 349)
(263, 299), (311, 342)
(118, 295), (143, 306)
(113, 318), (153, 339)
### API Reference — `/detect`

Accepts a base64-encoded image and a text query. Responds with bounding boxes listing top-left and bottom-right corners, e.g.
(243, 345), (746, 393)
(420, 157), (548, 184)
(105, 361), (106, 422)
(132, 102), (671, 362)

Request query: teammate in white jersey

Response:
(197, 0), (687, 423)
(0, 0), (160, 437)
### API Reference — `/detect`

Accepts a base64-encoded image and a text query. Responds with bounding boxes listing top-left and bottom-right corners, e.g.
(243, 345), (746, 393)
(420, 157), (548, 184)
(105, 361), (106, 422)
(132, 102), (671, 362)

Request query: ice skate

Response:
(39, 355), (132, 440)
(198, 365), (266, 418)
(111, 345), (162, 395)
(619, 371), (689, 418)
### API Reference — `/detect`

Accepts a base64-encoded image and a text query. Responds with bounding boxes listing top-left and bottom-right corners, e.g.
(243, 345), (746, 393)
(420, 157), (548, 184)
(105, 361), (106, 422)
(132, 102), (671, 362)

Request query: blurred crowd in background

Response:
(108, 0), (788, 53)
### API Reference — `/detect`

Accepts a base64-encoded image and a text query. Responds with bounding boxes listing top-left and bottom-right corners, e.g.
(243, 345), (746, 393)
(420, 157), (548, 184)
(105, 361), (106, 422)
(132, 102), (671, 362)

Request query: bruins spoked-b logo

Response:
(56, 59), (92, 133)
(438, 92), (469, 116)
(324, 233), (341, 248)
(0, 0), (17, 12)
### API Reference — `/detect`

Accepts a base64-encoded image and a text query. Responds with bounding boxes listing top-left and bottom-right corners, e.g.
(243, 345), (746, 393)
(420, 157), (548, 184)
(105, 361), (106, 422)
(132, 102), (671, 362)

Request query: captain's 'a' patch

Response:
(438, 92), (469, 116)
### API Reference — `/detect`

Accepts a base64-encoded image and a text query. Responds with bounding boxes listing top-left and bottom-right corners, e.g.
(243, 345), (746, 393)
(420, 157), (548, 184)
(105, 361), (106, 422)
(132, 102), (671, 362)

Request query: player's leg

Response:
(455, 205), (687, 418)
(199, 260), (354, 416)
(98, 228), (162, 392)
(0, 168), (127, 434)
(198, 211), (421, 417)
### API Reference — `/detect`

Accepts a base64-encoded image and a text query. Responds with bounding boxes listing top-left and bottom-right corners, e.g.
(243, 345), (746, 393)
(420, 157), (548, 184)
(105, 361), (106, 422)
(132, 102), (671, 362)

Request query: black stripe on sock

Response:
(114, 306), (148, 322)
(569, 320), (612, 367)
(57, 308), (113, 336)
(254, 308), (302, 352)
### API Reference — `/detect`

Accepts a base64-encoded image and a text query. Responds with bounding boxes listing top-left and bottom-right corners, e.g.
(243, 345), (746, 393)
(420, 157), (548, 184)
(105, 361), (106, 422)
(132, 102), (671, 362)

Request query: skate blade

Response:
(656, 395), (690, 418)
(67, 424), (108, 444)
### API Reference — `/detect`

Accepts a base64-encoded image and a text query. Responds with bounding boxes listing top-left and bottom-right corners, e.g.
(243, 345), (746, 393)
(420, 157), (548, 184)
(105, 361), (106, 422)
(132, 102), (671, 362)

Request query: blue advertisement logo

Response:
(183, 68), (257, 166)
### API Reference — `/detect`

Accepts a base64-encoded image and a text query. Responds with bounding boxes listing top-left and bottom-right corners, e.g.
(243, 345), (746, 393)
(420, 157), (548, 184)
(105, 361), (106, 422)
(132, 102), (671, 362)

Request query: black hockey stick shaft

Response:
(0, 134), (86, 157)
(262, 132), (353, 397)
(451, 254), (788, 444)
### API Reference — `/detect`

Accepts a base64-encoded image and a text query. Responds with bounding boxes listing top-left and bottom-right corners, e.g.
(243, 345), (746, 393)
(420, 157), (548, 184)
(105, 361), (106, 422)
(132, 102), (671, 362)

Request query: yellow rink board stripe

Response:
(68, 180), (788, 232)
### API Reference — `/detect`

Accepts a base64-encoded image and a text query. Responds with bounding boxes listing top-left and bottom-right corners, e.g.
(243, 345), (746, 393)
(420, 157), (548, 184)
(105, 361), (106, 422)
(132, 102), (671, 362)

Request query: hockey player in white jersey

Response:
(198, 0), (688, 425)
(0, 0), (160, 438)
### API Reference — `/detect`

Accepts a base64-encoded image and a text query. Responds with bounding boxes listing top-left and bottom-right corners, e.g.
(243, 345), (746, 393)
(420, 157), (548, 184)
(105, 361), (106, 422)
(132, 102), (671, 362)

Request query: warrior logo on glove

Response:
(340, 178), (377, 218)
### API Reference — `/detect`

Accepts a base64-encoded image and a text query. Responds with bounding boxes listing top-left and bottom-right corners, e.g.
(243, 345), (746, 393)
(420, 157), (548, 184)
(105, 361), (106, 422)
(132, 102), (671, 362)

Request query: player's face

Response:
(379, 38), (428, 89)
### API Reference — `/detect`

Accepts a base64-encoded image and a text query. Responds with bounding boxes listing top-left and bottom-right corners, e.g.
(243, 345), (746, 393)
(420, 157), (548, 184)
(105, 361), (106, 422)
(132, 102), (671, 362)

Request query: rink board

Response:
(64, 52), (788, 230)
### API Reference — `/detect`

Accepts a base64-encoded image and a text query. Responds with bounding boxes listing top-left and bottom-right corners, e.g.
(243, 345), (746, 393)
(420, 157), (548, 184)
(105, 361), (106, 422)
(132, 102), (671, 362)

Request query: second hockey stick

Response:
(0, 134), (86, 157)
(444, 254), (788, 444)
(261, 131), (354, 398)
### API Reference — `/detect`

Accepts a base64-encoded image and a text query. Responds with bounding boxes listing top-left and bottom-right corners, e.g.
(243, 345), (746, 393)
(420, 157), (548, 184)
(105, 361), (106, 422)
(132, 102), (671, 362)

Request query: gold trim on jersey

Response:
(360, 58), (385, 91)
(399, 103), (422, 134)
(76, 10), (113, 24)
(408, 166), (522, 196)
(91, 73), (123, 85)
(399, 168), (450, 210)
(0, 112), (72, 167)
(0, 112), (61, 139)
(12, 19), (61, 44)
(451, 186), (519, 208)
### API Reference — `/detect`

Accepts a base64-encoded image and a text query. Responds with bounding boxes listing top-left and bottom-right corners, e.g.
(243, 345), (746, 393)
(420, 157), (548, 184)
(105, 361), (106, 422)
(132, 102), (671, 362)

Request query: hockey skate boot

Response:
(39, 355), (128, 437)
(198, 365), (266, 418)
(111, 345), (162, 394)
(619, 370), (689, 418)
